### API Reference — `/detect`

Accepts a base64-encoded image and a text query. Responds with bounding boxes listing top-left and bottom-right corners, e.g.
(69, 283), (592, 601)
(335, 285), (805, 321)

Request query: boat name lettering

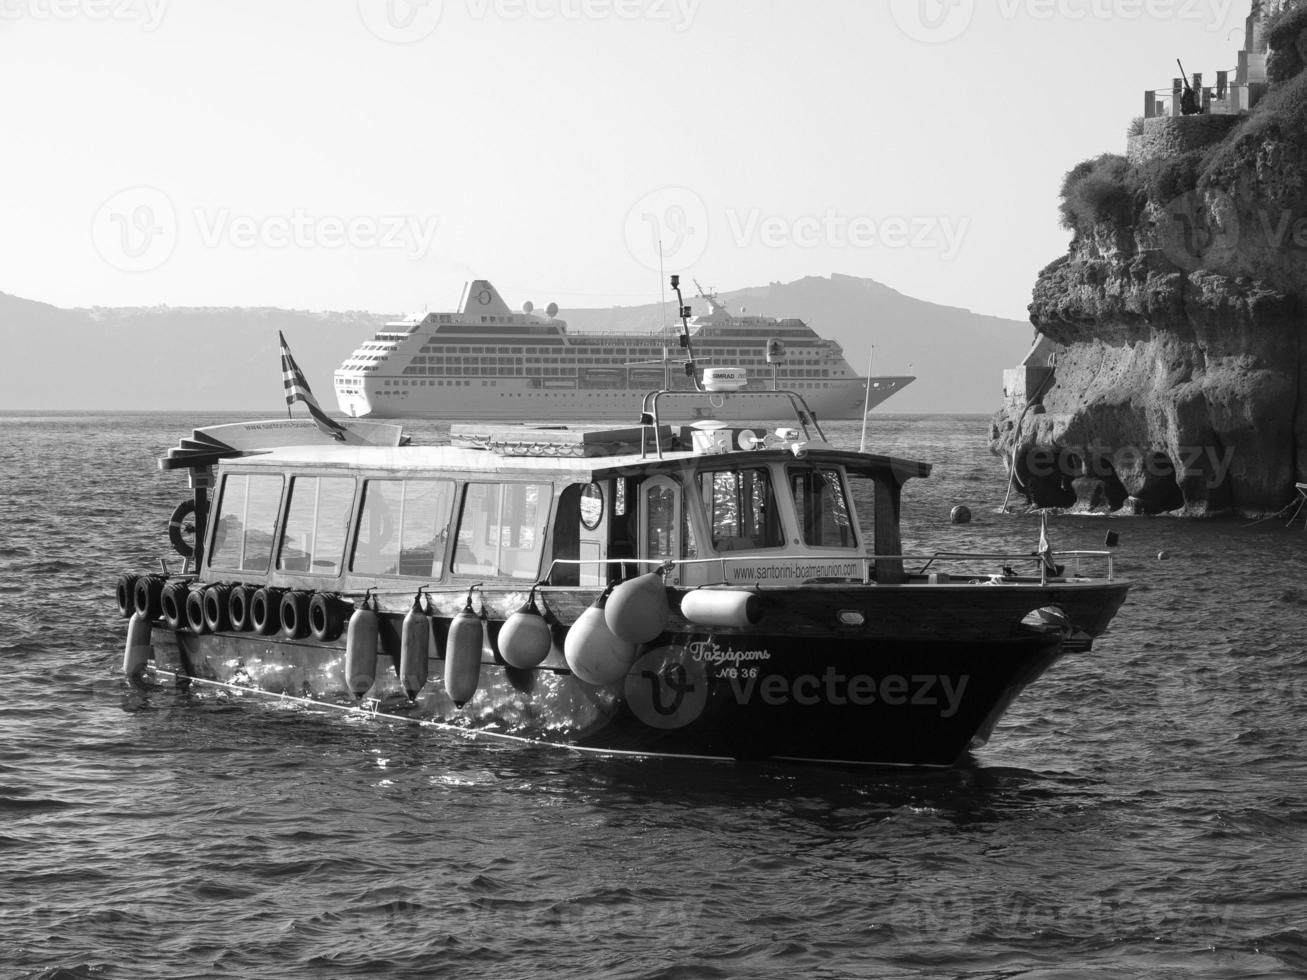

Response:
(687, 639), (771, 666)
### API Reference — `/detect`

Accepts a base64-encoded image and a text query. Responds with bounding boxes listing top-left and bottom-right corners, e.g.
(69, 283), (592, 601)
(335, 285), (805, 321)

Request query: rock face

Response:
(991, 9), (1307, 516)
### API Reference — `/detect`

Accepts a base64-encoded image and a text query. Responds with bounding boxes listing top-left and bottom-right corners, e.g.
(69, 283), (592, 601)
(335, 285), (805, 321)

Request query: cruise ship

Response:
(333, 280), (913, 421)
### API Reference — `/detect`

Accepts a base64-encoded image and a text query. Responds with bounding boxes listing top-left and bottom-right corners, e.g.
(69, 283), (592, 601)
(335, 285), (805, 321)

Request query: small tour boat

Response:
(117, 280), (1129, 767)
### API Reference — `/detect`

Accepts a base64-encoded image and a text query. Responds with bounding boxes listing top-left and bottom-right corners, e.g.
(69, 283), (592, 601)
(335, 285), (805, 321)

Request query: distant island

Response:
(991, 0), (1307, 516)
(0, 274), (1027, 415)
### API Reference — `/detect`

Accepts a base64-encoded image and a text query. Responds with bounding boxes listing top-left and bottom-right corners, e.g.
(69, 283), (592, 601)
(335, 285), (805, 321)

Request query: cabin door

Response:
(577, 482), (608, 587)
(638, 475), (684, 585)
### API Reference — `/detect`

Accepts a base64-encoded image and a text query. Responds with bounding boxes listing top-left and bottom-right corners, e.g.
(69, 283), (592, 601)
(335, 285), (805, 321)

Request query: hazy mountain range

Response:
(0, 274), (1032, 414)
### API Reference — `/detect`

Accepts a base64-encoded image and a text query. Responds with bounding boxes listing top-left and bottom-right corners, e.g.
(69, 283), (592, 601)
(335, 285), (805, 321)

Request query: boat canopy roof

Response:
(182, 433), (931, 487)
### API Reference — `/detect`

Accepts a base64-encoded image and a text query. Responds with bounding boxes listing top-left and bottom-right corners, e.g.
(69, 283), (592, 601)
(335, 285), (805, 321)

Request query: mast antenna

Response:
(670, 275), (702, 392)
(858, 346), (875, 452)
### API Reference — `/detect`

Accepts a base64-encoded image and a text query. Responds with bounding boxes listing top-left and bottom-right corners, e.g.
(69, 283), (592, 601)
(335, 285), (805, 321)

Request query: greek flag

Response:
(279, 331), (347, 441)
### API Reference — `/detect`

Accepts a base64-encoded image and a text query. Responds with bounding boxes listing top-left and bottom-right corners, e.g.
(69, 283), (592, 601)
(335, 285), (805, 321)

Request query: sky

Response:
(1, 0), (1250, 321)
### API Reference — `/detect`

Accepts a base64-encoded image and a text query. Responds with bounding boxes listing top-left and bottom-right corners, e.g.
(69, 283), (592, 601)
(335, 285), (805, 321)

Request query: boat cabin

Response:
(178, 421), (931, 596)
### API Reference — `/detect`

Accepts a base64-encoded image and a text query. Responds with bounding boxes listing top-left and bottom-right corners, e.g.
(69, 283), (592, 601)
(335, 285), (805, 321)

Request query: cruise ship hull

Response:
(340, 376), (915, 422)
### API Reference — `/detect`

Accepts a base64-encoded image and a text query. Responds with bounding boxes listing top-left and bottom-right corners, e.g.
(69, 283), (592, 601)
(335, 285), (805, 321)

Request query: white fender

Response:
(680, 589), (762, 629)
(123, 613), (153, 690)
(605, 572), (671, 645)
(498, 596), (553, 669)
(445, 601), (482, 707)
(399, 594), (432, 700)
(564, 594), (637, 686)
(344, 602), (380, 700)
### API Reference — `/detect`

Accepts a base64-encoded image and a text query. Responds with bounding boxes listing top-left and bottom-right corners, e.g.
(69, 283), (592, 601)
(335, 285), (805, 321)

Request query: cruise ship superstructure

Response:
(334, 280), (913, 421)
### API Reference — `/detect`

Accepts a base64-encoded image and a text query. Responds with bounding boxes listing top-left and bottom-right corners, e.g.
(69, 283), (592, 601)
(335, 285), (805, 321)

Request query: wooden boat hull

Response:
(142, 580), (1128, 768)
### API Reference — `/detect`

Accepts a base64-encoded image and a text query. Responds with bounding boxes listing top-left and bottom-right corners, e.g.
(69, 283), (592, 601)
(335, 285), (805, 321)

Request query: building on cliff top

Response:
(1128, 0), (1303, 164)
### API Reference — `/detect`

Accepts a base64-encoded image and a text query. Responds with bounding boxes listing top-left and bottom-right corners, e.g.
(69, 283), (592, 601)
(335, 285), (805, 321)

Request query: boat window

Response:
(352, 478), (455, 578)
(277, 476), (356, 575)
(209, 473), (284, 573)
(452, 482), (550, 579)
(789, 467), (856, 548)
(698, 468), (783, 551)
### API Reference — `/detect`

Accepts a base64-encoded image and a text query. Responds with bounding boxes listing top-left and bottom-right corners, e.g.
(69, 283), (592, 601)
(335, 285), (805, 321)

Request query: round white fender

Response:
(445, 597), (482, 707)
(122, 613), (153, 690)
(344, 601), (380, 700)
(499, 594), (553, 669)
(564, 593), (637, 686)
(605, 572), (671, 645)
(399, 594), (432, 700)
(680, 589), (762, 629)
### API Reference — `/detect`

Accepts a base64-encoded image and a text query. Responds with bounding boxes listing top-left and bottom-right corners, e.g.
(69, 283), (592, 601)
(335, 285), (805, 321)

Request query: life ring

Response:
(168, 499), (198, 558)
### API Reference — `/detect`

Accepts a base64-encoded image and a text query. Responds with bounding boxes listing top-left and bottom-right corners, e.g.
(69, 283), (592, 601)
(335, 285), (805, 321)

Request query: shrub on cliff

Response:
(1136, 148), (1206, 204)
(1201, 70), (1307, 193)
(1059, 154), (1135, 237)
(1267, 4), (1307, 84)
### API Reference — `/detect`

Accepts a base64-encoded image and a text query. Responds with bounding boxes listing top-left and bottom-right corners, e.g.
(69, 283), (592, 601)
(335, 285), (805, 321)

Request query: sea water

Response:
(1, 411), (1305, 979)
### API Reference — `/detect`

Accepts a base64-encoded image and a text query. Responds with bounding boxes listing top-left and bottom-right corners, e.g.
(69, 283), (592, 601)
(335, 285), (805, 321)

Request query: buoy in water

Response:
(445, 589), (483, 707)
(950, 505), (972, 525)
(564, 591), (637, 686)
(498, 591), (553, 669)
(680, 589), (762, 629)
(344, 597), (379, 700)
(399, 592), (432, 700)
(1157, 551), (1169, 561)
(605, 572), (671, 644)
(1104, 530), (1120, 548)
(122, 613), (153, 690)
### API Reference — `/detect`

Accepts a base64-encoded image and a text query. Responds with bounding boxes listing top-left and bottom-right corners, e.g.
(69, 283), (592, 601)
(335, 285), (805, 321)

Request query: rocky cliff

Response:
(990, 6), (1307, 516)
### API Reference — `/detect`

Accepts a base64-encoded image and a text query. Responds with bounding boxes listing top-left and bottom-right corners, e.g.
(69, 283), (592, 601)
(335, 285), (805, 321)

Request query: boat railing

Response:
(638, 387), (827, 459)
(543, 549), (1115, 587)
(914, 550), (1115, 584)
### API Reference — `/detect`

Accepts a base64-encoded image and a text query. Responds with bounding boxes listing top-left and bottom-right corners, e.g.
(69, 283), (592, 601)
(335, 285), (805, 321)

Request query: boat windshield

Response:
(697, 467), (784, 551)
(788, 466), (857, 549)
